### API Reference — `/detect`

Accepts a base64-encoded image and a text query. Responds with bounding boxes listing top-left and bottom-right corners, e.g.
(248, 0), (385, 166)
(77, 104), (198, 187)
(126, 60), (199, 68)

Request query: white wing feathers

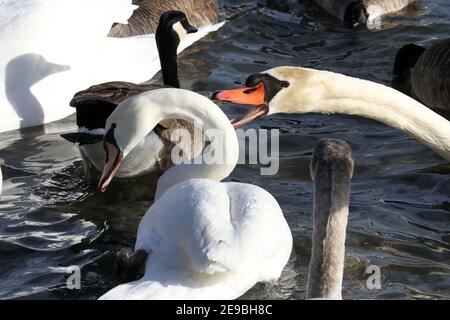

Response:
(136, 179), (292, 281)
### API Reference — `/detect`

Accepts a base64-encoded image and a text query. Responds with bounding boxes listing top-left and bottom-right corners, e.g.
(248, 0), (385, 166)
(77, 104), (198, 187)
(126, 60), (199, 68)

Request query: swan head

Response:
(98, 90), (169, 192)
(156, 11), (198, 45)
(213, 66), (327, 127)
(310, 139), (354, 184)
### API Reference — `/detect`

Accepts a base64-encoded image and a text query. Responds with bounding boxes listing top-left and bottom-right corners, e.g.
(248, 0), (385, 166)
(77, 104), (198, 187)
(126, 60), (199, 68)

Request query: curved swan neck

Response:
(272, 68), (450, 161)
(306, 152), (351, 300)
(107, 89), (239, 199)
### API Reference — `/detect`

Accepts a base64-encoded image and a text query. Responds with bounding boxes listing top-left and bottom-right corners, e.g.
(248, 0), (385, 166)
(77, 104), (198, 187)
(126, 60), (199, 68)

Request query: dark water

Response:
(1, 0), (449, 300)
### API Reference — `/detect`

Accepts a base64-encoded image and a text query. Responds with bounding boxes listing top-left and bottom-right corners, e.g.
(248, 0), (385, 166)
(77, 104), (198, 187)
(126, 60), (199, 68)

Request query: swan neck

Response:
(281, 69), (450, 161)
(306, 163), (350, 300)
(151, 91), (239, 199)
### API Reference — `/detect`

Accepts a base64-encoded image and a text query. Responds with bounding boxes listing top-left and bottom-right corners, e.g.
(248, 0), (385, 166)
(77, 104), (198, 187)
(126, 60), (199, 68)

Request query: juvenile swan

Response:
(307, 139), (354, 300)
(393, 39), (450, 113)
(98, 89), (293, 300)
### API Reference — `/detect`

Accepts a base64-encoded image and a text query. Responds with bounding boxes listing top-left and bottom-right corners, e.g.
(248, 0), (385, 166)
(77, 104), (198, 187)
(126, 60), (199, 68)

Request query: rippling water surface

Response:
(0, 0), (449, 300)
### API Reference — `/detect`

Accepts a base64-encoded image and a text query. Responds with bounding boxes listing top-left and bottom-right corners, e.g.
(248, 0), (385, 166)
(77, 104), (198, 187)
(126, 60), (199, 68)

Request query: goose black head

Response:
(343, 1), (368, 27)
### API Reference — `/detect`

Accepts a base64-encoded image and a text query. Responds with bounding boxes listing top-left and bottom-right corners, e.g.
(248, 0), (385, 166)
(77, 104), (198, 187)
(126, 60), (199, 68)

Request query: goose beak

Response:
(186, 24), (198, 34)
(98, 142), (124, 192)
(212, 83), (268, 128)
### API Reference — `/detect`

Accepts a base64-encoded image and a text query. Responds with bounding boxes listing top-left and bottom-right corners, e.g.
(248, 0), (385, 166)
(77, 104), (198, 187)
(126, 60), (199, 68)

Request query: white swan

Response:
(212, 66), (450, 162)
(307, 139), (353, 300)
(97, 88), (293, 300)
(312, 0), (417, 27)
(393, 39), (450, 113)
(0, 0), (223, 133)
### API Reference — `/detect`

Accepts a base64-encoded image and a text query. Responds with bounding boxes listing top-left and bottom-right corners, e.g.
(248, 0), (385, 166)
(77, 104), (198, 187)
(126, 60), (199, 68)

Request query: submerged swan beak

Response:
(98, 142), (124, 192)
(212, 83), (268, 128)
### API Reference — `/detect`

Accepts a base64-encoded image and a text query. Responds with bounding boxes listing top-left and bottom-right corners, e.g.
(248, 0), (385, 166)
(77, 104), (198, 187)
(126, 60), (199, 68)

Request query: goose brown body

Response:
(411, 39), (450, 112)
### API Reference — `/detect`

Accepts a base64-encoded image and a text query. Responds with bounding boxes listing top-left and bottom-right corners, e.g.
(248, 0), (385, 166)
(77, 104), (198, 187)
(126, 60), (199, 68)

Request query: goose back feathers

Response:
(411, 39), (450, 112)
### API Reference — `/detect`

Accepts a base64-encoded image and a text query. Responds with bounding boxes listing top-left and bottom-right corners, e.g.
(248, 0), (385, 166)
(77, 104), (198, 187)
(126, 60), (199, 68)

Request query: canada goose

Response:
(97, 88), (293, 300)
(213, 66), (450, 161)
(393, 39), (450, 113)
(312, 0), (418, 27)
(307, 139), (353, 300)
(0, 0), (138, 133)
(62, 11), (206, 178)
(108, 0), (220, 38)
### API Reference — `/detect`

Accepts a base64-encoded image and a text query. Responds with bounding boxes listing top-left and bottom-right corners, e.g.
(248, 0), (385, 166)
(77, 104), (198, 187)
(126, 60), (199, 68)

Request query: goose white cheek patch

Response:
(173, 22), (188, 41)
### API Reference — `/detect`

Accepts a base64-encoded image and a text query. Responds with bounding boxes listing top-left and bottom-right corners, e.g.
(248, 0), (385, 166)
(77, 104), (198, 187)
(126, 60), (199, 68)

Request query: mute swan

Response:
(0, 0), (137, 133)
(97, 88), (293, 300)
(108, 0), (219, 38)
(393, 39), (450, 113)
(307, 139), (353, 300)
(0, 1), (223, 133)
(212, 66), (450, 162)
(62, 11), (206, 178)
(312, 0), (418, 27)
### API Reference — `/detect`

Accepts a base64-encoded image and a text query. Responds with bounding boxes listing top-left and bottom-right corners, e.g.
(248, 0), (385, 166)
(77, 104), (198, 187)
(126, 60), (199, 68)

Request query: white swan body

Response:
(100, 179), (292, 300)
(97, 89), (293, 300)
(0, 1), (224, 133)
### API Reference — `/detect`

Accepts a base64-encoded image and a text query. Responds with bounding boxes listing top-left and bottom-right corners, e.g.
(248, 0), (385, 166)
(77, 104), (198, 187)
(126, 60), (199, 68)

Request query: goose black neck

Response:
(156, 28), (181, 88)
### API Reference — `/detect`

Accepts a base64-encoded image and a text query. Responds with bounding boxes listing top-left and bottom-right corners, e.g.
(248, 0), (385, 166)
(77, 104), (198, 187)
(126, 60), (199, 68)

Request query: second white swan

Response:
(97, 88), (293, 300)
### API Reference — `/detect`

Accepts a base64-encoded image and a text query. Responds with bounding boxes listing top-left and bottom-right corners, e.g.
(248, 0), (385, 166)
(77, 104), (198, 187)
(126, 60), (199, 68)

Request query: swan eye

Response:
(243, 87), (258, 94)
(281, 81), (290, 88)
